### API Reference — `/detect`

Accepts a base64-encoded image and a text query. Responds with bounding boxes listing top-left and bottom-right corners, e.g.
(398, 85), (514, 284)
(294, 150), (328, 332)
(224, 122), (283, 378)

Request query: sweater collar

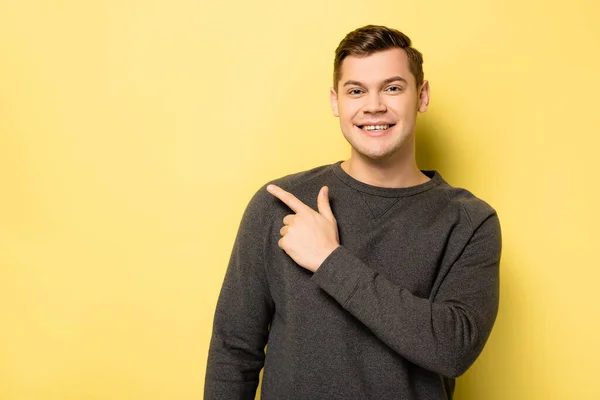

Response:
(331, 161), (444, 198)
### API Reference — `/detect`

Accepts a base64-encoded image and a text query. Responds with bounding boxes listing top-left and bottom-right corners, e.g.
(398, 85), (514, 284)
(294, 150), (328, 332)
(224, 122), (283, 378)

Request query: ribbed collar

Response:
(331, 161), (444, 198)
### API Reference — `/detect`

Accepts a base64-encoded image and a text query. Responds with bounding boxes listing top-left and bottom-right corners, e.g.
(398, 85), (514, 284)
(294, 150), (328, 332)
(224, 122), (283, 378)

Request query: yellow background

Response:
(1, 0), (599, 399)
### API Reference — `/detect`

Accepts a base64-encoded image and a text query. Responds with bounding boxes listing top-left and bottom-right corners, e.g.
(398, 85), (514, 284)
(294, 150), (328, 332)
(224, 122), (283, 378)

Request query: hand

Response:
(267, 185), (340, 272)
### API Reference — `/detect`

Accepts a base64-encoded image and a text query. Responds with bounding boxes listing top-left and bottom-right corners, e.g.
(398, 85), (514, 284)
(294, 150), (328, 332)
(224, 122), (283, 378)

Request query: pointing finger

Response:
(267, 185), (308, 213)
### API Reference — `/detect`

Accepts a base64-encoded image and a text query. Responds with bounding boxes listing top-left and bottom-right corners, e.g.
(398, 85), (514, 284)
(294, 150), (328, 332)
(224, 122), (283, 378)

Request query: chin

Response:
(353, 148), (396, 162)
(343, 131), (409, 162)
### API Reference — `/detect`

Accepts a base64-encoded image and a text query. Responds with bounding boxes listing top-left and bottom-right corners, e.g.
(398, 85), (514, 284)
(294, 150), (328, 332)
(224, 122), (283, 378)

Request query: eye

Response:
(348, 88), (364, 96)
(385, 86), (403, 93)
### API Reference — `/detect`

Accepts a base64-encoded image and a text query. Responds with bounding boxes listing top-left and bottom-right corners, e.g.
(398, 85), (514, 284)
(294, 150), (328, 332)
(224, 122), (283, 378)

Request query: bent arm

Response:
(311, 214), (501, 378)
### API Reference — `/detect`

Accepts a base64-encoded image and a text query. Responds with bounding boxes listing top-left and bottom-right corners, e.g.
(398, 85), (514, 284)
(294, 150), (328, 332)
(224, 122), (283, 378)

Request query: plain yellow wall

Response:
(1, 0), (599, 399)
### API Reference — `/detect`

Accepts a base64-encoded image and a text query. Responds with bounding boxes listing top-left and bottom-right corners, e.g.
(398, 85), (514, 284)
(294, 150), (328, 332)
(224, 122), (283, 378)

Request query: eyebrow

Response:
(343, 76), (408, 87)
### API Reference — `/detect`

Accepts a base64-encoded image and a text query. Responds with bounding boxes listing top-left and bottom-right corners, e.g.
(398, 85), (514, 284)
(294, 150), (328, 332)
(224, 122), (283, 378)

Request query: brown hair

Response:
(333, 25), (424, 91)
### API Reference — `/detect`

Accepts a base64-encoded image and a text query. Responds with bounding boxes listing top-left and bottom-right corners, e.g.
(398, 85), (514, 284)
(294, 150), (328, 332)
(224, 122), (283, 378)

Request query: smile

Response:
(357, 124), (395, 131)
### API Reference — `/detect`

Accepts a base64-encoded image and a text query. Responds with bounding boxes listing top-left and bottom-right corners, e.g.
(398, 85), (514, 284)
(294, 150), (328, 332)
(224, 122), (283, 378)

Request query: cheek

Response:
(389, 97), (412, 112)
(339, 103), (361, 123)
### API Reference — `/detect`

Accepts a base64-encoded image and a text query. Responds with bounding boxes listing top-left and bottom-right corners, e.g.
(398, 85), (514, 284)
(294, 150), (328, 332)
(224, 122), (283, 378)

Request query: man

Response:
(205, 25), (501, 400)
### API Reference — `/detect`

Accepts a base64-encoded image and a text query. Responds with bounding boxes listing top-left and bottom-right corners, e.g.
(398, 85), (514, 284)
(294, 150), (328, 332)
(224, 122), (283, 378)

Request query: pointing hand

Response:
(267, 185), (340, 272)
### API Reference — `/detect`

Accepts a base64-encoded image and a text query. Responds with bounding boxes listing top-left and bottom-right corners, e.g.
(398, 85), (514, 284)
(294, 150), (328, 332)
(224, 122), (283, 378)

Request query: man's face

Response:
(330, 48), (430, 162)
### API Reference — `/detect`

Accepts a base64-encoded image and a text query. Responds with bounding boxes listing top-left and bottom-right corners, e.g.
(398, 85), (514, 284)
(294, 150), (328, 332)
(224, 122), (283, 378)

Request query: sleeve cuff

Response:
(311, 245), (375, 307)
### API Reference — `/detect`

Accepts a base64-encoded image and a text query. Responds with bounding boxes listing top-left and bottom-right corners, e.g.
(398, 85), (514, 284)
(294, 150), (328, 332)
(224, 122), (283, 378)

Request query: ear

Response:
(418, 80), (430, 113)
(330, 87), (339, 117)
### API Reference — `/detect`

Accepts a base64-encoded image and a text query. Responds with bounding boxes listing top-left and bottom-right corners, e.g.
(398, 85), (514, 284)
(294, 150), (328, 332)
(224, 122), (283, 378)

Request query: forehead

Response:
(339, 48), (415, 86)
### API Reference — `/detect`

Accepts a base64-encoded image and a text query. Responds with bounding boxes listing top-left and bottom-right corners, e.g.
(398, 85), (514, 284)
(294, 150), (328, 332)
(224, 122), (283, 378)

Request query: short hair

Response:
(333, 25), (424, 91)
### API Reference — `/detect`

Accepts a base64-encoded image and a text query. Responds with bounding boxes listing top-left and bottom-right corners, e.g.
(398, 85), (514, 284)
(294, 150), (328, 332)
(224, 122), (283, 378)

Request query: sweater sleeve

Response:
(311, 213), (501, 378)
(204, 190), (275, 399)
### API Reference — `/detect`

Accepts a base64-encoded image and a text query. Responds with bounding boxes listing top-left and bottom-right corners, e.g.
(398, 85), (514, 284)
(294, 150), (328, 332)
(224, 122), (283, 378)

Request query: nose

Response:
(363, 93), (387, 114)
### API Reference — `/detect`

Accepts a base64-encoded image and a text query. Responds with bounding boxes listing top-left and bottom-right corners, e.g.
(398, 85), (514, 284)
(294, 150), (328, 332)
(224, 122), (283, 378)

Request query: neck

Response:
(341, 144), (429, 189)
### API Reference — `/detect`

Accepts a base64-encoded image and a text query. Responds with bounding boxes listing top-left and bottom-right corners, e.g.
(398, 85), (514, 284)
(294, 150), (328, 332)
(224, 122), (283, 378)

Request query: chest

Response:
(266, 193), (467, 306)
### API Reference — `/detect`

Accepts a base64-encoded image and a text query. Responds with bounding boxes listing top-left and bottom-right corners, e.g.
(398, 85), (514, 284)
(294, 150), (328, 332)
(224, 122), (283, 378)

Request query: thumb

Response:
(317, 186), (335, 221)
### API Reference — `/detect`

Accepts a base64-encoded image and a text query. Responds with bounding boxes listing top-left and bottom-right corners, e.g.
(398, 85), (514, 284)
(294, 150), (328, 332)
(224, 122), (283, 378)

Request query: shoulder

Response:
(268, 164), (335, 191)
(434, 176), (499, 231)
(246, 163), (336, 214)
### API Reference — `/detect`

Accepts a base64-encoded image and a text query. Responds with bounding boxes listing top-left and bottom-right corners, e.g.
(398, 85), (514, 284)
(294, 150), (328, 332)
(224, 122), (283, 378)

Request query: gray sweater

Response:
(205, 162), (501, 400)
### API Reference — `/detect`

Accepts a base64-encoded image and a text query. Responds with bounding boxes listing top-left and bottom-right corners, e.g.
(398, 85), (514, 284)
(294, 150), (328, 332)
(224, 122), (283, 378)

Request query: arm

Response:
(311, 213), (501, 378)
(267, 183), (501, 378)
(204, 190), (275, 399)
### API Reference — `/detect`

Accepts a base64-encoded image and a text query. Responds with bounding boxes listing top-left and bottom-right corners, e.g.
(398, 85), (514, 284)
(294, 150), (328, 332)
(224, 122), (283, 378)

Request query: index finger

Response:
(267, 184), (308, 213)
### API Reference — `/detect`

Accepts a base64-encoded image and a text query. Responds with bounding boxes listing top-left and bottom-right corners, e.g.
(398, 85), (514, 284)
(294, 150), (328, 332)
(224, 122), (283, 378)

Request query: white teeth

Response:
(362, 125), (390, 131)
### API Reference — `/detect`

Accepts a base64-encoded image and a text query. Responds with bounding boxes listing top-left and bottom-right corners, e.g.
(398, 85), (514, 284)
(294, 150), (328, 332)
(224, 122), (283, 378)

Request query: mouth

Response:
(355, 124), (396, 136)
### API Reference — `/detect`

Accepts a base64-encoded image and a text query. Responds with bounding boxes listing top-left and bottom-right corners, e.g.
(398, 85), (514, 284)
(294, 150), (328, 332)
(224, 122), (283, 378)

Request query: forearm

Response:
(205, 292), (271, 393)
(311, 216), (501, 377)
(204, 331), (266, 400)
(204, 370), (261, 400)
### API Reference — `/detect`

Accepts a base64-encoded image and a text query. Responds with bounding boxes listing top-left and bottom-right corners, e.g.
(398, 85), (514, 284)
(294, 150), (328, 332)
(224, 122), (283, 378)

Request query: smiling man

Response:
(205, 25), (501, 400)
